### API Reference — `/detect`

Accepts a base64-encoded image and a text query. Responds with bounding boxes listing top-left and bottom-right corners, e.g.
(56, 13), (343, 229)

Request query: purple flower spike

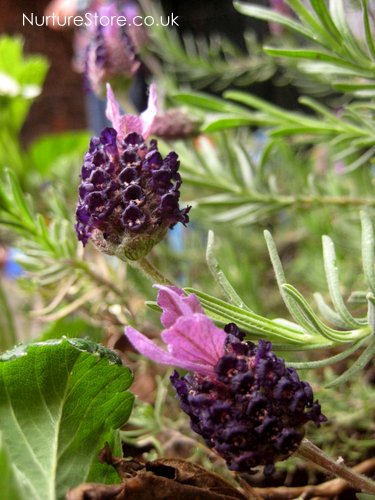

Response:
(75, 87), (190, 261)
(124, 289), (327, 475)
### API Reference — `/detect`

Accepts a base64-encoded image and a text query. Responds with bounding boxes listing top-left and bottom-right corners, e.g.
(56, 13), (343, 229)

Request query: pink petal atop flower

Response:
(106, 83), (121, 131)
(125, 326), (219, 375)
(139, 84), (158, 139)
(155, 285), (204, 328)
(124, 286), (226, 376)
(162, 314), (226, 370)
(105, 83), (158, 142)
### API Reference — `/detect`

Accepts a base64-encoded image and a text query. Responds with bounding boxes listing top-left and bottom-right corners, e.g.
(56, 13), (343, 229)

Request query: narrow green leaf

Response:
(0, 338), (134, 500)
(333, 82), (375, 92)
(264, 231), (323, 335)
(184, 287), (322, 345)
(173, 91), (243, 113)
(325, 332), (375, 387)
(362, 0), (375, 59)
(283, 284), (369, 343)
(234, 2), (316, 41)
(314, 292), (348, 328)
(329, 0), (370, 62)
(285, 0), (339, 47)
(287, 337), (367, 369)
(309, 0), (342, 40)
(322, 235), (366, 327)
(348, 291), (368, 305)
(206, 231), (250, 310)
(203, 116), (254, 132)
(361, 211), (375, 293)
(6, 170), (35, 228)
(264, 47), (367, 73)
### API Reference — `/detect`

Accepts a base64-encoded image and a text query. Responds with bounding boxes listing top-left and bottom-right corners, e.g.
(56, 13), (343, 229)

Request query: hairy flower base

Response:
(171, 324), (326, 475)
(76, 128), (190, 260)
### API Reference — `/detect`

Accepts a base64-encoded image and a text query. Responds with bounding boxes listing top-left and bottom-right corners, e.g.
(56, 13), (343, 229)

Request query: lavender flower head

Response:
(84, 2), (141, 96)
(125, 287), (327, 475)
(75, 85), (190, 260)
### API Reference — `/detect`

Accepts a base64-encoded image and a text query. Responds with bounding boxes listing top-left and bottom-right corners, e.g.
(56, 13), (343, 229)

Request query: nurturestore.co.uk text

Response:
(22, 12), (179, 28)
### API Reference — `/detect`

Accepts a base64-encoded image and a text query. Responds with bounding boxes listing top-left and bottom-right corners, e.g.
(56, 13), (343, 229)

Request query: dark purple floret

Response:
(75, 128), (190, 258)
(171, 327), (326, 475)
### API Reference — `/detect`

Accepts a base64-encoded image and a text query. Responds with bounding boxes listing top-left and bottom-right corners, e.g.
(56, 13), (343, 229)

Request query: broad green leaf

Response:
(38, 317), (103, 343)
(0, 432), (27, 500)
(0, 338), (134, 500)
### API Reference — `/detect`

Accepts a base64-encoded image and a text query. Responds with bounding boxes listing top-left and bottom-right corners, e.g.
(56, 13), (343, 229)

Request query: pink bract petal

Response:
(105, 83), (158, 142)
(162, 314), (226, 369)
(106, 83), (121, 131)
(118, 115), (143, 138)
(124, 326), (216, 375)
(140, 84), (158, 139)
(155, 285), (204, 328)
(125, 326), (179, 365)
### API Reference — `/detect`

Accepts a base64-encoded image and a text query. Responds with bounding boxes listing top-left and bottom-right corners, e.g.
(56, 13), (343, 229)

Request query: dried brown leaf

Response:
(67, 448), (253, 500)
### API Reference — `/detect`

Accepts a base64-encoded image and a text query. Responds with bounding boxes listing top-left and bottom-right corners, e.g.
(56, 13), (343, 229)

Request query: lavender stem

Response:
(296, 438), (375, 494)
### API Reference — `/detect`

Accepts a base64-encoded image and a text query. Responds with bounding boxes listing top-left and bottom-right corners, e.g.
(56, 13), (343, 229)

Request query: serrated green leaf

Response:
(0, 338), (134, 500)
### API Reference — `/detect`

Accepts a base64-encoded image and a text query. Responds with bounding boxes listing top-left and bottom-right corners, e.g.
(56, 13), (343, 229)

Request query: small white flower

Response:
(0, 72), (20, 97)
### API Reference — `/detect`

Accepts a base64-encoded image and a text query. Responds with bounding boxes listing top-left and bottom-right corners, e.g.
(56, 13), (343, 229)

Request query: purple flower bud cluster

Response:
(171, 323), (326, 475)
(84, 4), (141, 95)
(151, 109), (200, 140)
(75, 128), (190, 260)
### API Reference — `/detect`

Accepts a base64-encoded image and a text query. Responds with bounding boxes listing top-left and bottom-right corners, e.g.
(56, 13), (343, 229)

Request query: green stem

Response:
(135, 257), (174, 286)
(296, 438), (375, 494)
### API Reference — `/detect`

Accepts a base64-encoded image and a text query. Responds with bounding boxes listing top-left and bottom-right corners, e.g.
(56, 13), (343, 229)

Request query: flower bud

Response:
(84, 2), (141, 96)
(151, 109), (201, 140)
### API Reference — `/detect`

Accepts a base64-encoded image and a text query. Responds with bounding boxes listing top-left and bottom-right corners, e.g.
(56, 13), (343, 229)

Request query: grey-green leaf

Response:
(0, 338), (134, 500)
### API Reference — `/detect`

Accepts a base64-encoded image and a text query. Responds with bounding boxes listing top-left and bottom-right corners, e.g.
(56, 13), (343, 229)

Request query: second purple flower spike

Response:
(125, 286), (327, 475)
